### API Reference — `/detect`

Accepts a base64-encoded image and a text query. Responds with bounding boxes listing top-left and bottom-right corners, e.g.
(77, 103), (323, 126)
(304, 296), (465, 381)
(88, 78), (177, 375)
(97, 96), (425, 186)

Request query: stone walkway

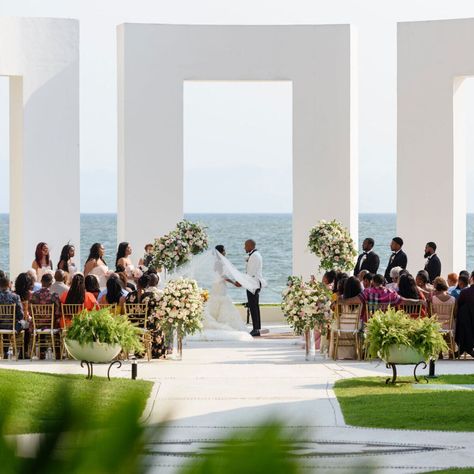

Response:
(2, 326), (474, 473)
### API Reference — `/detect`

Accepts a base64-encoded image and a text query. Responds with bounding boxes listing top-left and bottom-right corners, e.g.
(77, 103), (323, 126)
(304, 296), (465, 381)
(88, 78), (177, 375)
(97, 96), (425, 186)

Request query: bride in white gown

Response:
(166, 246), (259, 341)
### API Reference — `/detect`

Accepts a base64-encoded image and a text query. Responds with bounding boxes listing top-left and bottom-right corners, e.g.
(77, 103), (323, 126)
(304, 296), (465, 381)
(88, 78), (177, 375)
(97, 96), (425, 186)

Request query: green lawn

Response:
(0, 368), (153, 434)
(334, 375), (474, 432)
(425, 470), (474, 473)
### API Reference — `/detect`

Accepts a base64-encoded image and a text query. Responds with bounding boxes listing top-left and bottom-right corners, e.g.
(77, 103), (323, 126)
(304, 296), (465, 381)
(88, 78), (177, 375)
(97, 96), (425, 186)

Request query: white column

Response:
(0, 18), (80, 277)
(397, 19), (474, 274)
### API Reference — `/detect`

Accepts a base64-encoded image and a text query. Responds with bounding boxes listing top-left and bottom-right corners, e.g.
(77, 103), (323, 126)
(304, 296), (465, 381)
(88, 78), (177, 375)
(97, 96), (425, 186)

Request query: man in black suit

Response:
(384, 237), (408, 283)
(424, 241), (441, 283)
(354, 238), (380, 276)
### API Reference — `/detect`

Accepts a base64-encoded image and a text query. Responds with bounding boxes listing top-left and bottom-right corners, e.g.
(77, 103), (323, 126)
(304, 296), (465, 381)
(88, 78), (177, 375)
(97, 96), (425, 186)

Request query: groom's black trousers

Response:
(247, 289), (261, 331)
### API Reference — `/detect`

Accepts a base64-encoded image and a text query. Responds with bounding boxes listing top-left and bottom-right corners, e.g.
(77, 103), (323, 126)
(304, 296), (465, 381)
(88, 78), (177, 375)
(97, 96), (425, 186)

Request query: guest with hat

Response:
(384, 237), (407, 283)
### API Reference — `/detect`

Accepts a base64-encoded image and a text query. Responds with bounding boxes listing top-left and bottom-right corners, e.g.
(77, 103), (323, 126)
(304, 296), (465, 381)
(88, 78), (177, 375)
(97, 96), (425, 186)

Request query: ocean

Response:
(1, 213), (473, 303)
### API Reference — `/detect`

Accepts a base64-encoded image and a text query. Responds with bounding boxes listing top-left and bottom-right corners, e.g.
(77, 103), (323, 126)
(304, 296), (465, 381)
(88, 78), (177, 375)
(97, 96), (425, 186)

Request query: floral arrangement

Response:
(155, 278), (205, 337)
(151, 220), (208, 272)
(308, 220), (357, 271)
(281, 276), (333, 335)
(365, 307), (448, 361)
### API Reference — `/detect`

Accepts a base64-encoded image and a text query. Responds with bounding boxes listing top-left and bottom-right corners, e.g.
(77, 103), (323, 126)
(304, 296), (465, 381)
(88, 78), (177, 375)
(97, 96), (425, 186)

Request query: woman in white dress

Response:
(169, 246), (260, 341)
(84, 243), (110, 290)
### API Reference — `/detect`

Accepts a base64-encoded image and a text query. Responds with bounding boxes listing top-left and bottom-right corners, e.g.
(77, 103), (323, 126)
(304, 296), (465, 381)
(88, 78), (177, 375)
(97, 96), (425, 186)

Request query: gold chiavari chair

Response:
(30, 304), (61, 359)
(430, 302), (456, 358)
(60, 303), (84, 359)
(333, 303), (363, 361)
(0, 304), (24, 359)
(124, 302), (151, 360)
(398, 301), (424, 319)
(365, 302), (391, 320)
(98, 303), (118, 315)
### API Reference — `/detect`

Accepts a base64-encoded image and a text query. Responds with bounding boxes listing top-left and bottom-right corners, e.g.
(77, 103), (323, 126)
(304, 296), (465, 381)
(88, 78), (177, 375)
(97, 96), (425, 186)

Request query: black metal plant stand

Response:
(81, 360), (122, 381)
(385, 361), (429, 384)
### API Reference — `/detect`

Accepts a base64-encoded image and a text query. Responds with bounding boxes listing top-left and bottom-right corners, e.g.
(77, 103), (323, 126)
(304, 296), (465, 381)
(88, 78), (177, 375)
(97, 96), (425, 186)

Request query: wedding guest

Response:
(322, 270), (336, 289)
(32, 242), (53, 279)
(138, 243), (154, 268)
(357, 269), (369, 282)
(431, 277), (455, 306)
(125, 274), (150, 304)
(97, 273), (129, 302)
(57, 244), (77, 279)
(116, 242), (133, 272)
(424, 242), (441, 283)
(416, 270), (433, 300)
(85, 274), (101, 301)
(14, 272), (34, 354)
(31, 273), (61, 322)
(332, 272), (348, 300)
(26, 269), (41, 292)
(362, 272), (373, 289)
(115, 266), (135, 292)
(455, 271), (474, 357)
(354, 238), (380, 276)
(60, 273), (98, 311)
(386, 267), (402, 292)
(84, 243), (109, 289)
(343, 276), (362, 299)
(447, 273), (458, 292)
(51, 270), (69, 298)
(0, 274), (24, 332)
(99, 275), (126, 313)
(384, 237), (407, 283)
(449, 274), (469, 300)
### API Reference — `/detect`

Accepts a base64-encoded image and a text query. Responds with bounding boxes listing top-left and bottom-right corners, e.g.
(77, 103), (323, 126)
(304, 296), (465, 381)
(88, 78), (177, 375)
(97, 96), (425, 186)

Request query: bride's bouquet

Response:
(281, 276), (333, 335)
(156, 278), (205, 337)
(308, 220), (357, 271)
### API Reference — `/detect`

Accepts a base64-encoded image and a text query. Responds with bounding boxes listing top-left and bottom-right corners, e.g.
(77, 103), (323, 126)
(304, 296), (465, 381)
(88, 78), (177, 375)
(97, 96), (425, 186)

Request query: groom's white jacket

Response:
(246, 250), (267, 289)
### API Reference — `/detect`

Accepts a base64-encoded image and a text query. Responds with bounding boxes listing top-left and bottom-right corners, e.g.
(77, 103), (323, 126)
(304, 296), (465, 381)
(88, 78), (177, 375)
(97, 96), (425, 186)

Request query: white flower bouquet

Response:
(176, 220), (209, 256)
(308, 220), (357, 271)
(281, 276), (333, 335)
(155, 278), (205, 337)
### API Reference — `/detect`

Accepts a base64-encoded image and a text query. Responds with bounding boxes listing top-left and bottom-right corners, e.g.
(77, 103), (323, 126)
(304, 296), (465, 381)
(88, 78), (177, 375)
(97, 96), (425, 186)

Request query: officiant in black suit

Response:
(424, 241), (441, 283)
(384, 237), (408, 283)
(354, 238), (380, 276)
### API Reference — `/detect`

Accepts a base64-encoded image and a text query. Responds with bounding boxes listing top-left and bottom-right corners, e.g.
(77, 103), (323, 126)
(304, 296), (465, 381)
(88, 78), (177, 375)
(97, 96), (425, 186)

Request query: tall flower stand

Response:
(305, 329), (316, 361)
(170, 329), (183, 361)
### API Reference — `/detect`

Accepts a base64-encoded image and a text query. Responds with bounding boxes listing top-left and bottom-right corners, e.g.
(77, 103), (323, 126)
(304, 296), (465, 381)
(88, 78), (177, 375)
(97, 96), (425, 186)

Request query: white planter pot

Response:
(383, 344), (425, 364)
(65, 339), (122, 363)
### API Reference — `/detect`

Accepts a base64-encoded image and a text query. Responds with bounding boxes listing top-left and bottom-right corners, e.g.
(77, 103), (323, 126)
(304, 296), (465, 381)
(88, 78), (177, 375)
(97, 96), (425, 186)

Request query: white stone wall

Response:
(117, 24), (357, 277)
(0, 18), (79, 277)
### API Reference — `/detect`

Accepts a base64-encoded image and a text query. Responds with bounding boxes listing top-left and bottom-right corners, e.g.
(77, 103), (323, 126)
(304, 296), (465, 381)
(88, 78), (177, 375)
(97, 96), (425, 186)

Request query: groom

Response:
(235, 239), (264, 337)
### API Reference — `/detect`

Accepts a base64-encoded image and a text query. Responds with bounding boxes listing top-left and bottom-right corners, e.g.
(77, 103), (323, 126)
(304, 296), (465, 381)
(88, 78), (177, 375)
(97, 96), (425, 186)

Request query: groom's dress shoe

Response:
(250, 329), (260, 337)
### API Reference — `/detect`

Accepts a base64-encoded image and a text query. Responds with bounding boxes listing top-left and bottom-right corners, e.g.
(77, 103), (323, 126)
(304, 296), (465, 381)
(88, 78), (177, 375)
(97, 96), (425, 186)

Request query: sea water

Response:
(0, 213), (473, 303)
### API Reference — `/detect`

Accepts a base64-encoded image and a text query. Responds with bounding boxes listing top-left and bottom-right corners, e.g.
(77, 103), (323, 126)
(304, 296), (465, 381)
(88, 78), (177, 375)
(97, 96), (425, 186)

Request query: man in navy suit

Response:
(384, 237), (407, 283)
(354, 238), (380, 276)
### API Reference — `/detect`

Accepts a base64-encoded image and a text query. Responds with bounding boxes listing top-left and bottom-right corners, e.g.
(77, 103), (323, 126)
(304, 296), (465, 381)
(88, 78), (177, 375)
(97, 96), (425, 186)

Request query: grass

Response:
(425, 470), (474, 473)
(334, 375), (474, 432)
(0, 368), (153, 434)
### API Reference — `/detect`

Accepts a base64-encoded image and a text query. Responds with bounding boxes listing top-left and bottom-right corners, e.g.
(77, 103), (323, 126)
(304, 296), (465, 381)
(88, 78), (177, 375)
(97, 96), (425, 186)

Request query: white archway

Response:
(118, 24), (358, 277)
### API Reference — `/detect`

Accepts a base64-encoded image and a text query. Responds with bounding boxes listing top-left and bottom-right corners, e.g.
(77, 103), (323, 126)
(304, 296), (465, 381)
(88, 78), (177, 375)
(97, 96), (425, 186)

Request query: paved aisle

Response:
(3, 334), (474, 473)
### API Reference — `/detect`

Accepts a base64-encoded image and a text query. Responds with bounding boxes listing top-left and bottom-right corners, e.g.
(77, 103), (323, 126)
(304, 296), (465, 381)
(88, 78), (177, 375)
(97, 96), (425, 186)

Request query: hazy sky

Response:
(2, 0), (474, 213)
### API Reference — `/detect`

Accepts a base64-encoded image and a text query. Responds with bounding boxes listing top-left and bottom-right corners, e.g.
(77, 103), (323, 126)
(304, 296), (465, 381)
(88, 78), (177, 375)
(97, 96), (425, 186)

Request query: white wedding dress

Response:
(168, 250), (257, 342)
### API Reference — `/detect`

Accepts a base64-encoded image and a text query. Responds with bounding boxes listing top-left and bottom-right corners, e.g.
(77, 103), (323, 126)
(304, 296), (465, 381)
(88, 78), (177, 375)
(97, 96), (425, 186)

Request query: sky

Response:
(2, 0), (474, 213)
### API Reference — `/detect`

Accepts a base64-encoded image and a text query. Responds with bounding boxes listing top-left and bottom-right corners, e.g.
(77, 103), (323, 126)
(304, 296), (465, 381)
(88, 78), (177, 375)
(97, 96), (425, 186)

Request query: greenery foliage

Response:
(364, 307), (448, 361)
(66, 308), (144, 353)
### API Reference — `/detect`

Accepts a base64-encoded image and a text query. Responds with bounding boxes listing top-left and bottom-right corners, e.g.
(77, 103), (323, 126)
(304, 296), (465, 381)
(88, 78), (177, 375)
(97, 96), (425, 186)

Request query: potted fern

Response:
(64, 308), (144, 363)
(365, 307), (448, 363)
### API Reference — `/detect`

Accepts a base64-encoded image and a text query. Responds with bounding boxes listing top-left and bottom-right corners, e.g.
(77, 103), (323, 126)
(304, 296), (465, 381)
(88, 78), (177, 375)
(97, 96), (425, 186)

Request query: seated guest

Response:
(362, 272), (373, 289)
(60, 274), (98, 311)
(398, 273), (427, 316)
(125, 274), (150, 304)
(357, 269), (369, 282)
(447, 273), (458, 292)
(386, 266), (402, 291)
(449, 274), (469, 300)
(455, 271), (474, 357)
(431, 277), (455, 306)
(332, 272), (349, 301)
(97, 273), (129, 302)
(85, 274), (101, 301)
(14, 272), (34, 325)
(322, 270), (336, 289)
(343, 276), (362, 299)
(0, 273), (24, 331)
(31, 273), (61, 324)
(147, 273), (162, 297)
(26, 269), (41, 292)
(51, 270), (69, 298)
(99, 275), (126, 313)
(416, 270), (433, 300)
